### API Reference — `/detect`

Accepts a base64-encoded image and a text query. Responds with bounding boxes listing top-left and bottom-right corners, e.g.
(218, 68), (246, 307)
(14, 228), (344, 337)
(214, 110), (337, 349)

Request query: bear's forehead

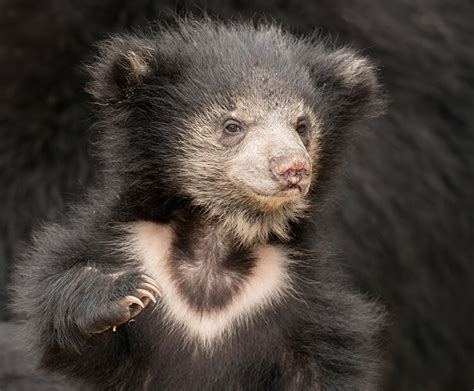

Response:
(230, 94), (307, 123)
(182, 63), (313, 118)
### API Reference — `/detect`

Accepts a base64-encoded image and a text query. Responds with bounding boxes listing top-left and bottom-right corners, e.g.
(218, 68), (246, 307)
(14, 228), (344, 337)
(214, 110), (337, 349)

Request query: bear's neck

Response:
(163, 212), (259, 312)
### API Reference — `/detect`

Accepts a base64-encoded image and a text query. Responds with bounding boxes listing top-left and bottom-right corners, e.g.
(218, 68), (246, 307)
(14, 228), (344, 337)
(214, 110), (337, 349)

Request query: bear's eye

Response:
(219, 119), (246, 147)
(296, 122), (308, 135)
(295, 118), (311, 147)
(225, 122), (242, 135)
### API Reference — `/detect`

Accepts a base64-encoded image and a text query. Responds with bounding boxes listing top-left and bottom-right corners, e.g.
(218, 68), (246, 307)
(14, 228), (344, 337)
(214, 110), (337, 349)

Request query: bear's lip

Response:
(278, 184), (302, 197)
(248, 183), (306, 199)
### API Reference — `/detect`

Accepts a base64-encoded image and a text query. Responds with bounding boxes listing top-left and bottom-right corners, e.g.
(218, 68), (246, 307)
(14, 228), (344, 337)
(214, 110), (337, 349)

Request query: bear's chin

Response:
(205, 196), (310, 247)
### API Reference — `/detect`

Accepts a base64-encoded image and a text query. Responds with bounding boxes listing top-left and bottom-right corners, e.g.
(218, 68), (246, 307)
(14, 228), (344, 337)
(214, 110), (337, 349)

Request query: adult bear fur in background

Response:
(1, 1), (473, 391)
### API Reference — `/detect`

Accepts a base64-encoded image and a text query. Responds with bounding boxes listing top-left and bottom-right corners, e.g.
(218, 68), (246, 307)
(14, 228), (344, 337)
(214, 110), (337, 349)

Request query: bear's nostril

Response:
(270, 150), (311, 182)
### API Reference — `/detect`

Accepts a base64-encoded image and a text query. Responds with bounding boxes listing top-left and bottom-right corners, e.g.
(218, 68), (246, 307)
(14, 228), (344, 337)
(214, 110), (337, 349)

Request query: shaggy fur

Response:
(10, 20), (384, 390)
(1, 1), (473, 391)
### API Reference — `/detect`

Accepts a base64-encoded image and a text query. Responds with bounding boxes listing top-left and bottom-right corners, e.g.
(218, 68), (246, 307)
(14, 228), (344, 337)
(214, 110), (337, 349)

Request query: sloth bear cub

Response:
(12, 19), (384, 390)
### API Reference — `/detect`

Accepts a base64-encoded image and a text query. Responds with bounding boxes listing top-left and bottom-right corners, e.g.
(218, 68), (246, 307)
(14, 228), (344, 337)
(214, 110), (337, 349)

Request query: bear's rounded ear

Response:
(307, 47), (385, 126)
(86, 36), (157, 104)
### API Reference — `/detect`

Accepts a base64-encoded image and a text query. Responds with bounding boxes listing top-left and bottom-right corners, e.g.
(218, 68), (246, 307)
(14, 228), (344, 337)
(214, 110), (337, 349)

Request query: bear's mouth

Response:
(279, 184), (303, 197)
(248, 183), (306, 199)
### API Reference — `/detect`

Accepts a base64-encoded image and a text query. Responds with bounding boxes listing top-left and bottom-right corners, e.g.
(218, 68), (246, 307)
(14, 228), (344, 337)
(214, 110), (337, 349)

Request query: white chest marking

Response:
(126, 221), (293, 347)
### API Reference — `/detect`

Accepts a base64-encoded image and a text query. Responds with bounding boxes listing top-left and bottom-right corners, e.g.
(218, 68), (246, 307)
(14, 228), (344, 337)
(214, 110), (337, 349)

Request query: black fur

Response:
(10, 20), (384, 390)
(2, 1), (473, 391)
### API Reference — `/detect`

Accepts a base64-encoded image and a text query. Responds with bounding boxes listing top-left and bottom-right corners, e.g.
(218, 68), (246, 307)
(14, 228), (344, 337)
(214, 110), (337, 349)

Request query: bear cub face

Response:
(88, 20), (382, 246)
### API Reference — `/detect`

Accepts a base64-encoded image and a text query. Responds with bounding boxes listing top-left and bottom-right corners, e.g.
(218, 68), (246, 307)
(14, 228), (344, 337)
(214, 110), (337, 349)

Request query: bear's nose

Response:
(270, 149), (311, 184)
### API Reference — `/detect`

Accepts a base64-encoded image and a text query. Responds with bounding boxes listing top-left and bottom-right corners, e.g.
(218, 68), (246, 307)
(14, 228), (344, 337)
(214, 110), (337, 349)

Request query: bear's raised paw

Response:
(83, 273), (162, 334)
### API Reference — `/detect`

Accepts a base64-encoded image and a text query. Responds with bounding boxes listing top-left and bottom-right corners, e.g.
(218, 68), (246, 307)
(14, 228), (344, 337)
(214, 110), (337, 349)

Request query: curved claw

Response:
(122, 295), (145, 309)
(139, 282), (162, 298)
(135, 288), (157, 304)
(142, 274), (160, 287)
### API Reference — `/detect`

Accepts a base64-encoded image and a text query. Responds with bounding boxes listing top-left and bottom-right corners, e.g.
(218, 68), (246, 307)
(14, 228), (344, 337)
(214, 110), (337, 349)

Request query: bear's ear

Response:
(307, 47), (385, 127)
(86, 36), (160, 104)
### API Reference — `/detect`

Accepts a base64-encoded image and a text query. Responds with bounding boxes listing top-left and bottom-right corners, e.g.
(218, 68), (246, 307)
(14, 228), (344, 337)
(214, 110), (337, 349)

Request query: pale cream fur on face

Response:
(174, 94), (322, 246)
(227, 109), (308, 198)
(123, 221), (296, 349)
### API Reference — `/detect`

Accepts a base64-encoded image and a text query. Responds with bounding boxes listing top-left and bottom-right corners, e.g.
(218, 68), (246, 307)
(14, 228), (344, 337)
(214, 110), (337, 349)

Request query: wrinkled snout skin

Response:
(270, 149), (311, 193)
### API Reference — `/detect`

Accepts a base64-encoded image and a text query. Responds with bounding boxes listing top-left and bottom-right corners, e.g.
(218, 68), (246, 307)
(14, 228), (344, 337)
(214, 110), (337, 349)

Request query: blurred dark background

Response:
(1, 0), (473, 390)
